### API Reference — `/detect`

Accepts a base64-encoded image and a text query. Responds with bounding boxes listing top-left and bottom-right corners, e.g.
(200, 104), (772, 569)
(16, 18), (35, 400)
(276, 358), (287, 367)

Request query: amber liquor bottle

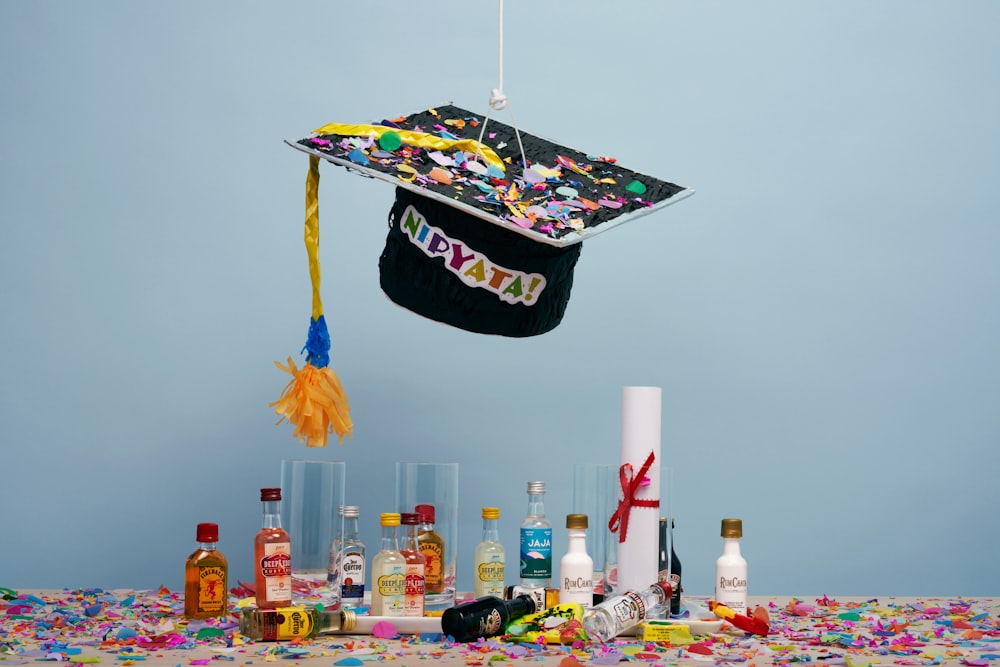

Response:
(184, 522), (228, 619)
(254, 487), (292, 609)
(415, 503), (445, 595)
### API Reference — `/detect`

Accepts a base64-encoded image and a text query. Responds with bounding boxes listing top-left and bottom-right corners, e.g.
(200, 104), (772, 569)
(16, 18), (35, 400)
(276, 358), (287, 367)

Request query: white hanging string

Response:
(475, 0), (528, 172)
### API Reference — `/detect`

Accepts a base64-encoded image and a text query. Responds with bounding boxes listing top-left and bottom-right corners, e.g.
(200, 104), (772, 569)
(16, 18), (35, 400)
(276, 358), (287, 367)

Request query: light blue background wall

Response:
(2, 1), (998, 597)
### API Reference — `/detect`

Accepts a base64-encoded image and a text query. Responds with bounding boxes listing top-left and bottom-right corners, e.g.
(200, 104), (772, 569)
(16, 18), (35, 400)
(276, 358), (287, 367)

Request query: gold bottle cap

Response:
(482, 507), (500, 519)
(380, 512), (401, 527)
(721, 518), (743, 538)
(566, 513), (588, 529)
(340, 608), (357, 632)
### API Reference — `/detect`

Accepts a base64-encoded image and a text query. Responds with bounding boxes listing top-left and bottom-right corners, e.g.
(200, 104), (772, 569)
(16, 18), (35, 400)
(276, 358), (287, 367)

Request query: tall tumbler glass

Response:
(395, 462), (459, 611)
(280, 459), (346, 607)
(572, 463), (617, 595)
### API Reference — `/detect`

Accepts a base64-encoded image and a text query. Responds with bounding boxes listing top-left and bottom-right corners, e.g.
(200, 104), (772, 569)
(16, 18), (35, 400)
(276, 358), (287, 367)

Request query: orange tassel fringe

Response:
(270, 356), (352, 447)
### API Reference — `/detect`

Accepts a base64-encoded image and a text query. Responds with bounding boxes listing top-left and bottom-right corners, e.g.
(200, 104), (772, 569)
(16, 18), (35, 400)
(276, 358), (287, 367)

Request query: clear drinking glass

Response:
(395, 462), (459, 611)
(572, 463), (617, 595)
(280, 459), (346, 607)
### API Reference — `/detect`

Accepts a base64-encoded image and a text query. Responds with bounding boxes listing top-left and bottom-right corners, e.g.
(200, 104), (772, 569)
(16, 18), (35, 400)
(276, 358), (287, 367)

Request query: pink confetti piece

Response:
(371, 620), (398, 639)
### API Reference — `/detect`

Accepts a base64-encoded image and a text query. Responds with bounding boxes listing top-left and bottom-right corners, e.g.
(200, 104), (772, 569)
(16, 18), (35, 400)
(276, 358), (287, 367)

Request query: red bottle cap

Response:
(260, 487), (282, 501)
(657, 581), (673, 599)
(415, 503), (435, 523)
(196, 522), (219, 542)
(401, 512), (419, 525)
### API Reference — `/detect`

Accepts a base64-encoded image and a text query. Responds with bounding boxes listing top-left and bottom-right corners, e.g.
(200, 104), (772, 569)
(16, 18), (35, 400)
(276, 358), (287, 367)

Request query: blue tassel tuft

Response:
(302, 315), (331, 368)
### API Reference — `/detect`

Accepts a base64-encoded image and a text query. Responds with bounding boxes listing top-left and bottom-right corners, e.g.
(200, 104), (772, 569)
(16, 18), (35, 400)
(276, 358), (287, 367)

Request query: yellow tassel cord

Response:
(269, 155), (352, 446)
(312, 122), (506, 170)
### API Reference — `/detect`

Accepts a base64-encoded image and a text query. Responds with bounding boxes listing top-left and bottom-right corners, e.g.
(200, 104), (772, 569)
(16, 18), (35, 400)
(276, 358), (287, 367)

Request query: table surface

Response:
(1, 589), (997, 667)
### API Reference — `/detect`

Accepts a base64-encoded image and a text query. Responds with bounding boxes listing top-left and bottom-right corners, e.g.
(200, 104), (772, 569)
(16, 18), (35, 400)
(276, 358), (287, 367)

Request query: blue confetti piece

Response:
(347, 148), (368, 165)
(116, 627), (138, 641)
(334, 659), (364, 666)
(84, 604), (102, 617)
(119, 595), (135, 607)
(418, 632), (443, 642)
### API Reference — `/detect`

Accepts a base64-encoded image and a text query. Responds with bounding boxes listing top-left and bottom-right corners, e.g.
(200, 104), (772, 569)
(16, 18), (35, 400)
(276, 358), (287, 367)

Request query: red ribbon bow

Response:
(608, 451), (659, 544)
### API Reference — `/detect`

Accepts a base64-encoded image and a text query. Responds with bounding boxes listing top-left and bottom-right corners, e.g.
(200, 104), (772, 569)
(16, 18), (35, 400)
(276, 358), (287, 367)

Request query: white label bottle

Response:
(338, 505), (366, 609)
(560, 513), (594, 608)
(714, 518), (747, 615)
(474, 507), (505, 598)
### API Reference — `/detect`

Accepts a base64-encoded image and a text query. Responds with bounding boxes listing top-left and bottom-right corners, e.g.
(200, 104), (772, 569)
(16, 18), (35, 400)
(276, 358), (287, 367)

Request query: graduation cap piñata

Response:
(272, 1), (692, 446)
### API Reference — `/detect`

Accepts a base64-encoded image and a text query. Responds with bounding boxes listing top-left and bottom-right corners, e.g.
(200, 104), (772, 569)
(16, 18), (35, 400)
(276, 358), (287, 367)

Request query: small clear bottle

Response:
(519, 481), (552, 589)
(474, 507), (505, 598)
(559, 513), (594, 608)
(370, 512), (406, 616)
(238, 605), (341, 640)
(582, 581), (672, 643)
(326, 505), (345, 587)
(184, 522), (228, 619)
(400, 512), (426, 617)
(715, 518), (747, 614)
(338, 506), (366, 609)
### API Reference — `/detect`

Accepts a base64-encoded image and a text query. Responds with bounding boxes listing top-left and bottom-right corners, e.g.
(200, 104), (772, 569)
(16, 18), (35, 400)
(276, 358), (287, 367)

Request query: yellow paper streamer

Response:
(312, 122), (506, 170)
(270, 357), (352, 447)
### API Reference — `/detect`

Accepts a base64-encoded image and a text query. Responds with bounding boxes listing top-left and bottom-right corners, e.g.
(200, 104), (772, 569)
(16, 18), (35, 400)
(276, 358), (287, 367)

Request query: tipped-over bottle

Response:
(582, 581), (672, 642)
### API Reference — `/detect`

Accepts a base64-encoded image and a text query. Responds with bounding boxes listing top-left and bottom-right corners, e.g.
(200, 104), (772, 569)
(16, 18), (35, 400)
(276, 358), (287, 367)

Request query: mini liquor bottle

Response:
(327, 505), (345, 587)
(184, 522), (228, 619)
(370, 512), (406, 616)
(238, 605), (341, 640)
(559, 513), (593, 608)
(441, 594), (535, 643)
(582, 581), (672, 642)
(415, 504), (445, 595)
(254, 488), (292, 609)
(338, 506), (366, 608)
(715, 518), (747, 614)
(658, 517), (682, 615)
(400, 512), (426, 617)
(519, 481), (552, 589)
(474, 507), (505, 598)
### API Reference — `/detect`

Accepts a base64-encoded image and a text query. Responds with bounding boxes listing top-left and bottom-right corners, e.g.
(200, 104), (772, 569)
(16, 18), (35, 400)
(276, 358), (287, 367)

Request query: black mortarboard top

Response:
(287, 103), (693, 337)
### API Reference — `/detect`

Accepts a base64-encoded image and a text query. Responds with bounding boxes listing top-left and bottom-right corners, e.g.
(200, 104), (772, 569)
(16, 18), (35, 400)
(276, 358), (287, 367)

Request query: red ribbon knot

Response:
(608, 451), (659, 544)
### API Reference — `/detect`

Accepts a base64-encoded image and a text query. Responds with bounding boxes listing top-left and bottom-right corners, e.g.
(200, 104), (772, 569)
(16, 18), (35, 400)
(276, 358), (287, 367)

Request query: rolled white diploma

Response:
(614, 386), (662, 596)
(338, 610), (443, 634)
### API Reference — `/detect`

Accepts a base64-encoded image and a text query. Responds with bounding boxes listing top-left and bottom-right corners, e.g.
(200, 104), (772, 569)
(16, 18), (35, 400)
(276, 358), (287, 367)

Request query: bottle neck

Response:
(261, 500), (282, 528)
(402, 524), (420, 549)
(566, 529), (587, 552)
(380, 525), (399, 551)
(722, 537), (742, 555)
(507, 595), (536, 617)
(526, 492), (546, 517)
(640, 582), (670, 608)
(344, 517), (360, 539)
(482, 518), (500, 542)
(198, 541), (218, 551)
